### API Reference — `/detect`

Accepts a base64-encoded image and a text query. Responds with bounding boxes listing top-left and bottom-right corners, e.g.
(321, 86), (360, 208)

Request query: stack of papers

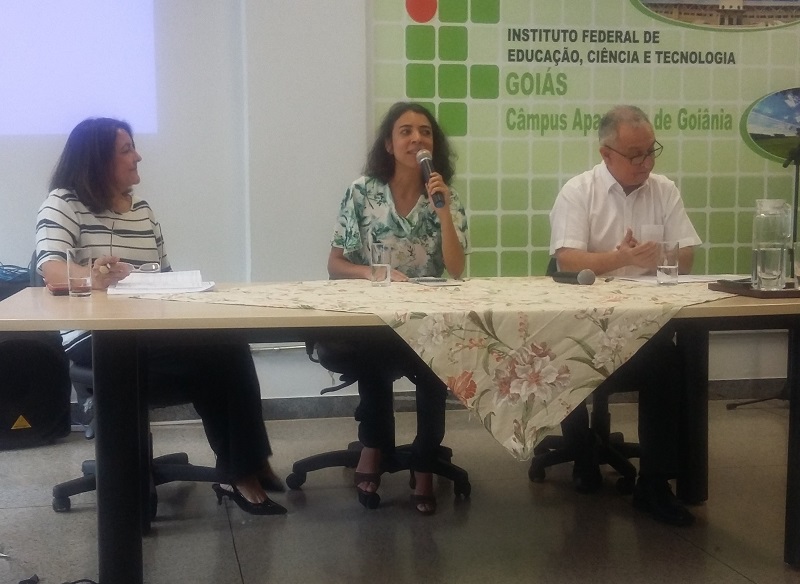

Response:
(408, 277), (462, 287)
(107, 270), (214, 295)
(614, 274), (746, 285)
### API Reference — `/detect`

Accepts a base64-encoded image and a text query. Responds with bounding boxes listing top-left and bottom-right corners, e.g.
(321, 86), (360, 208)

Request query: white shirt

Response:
(549, 163), (702, 277)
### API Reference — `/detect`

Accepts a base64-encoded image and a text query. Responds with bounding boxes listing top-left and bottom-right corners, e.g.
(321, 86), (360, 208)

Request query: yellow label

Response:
(11, 415), (32, 430)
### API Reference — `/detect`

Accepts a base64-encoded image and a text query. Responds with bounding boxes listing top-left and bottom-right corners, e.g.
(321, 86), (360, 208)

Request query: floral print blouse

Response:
(331, 175), (469, 278)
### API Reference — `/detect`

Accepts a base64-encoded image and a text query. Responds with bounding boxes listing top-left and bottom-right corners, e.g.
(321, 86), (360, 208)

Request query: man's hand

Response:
(616, 227), (639, 251)
(613, 227), (657, 271)
(620, 240), (660, 271)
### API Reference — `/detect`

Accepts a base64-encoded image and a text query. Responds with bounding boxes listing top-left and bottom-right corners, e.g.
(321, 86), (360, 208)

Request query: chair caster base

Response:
(286, 472), (307, 490)
(358, 490), (381, 509)
(52, 496), (71, 512)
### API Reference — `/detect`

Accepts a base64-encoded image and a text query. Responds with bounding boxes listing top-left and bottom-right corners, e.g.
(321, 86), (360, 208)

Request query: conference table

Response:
(0, 278), (799, 583)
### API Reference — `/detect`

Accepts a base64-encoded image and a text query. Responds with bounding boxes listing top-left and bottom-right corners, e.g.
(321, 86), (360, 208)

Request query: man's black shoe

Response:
(632, 477), (695, 527)
(572, 459), (602, 494)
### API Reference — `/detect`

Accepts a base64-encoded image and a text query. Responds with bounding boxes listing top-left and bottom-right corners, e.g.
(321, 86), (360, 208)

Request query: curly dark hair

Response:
(50, 117), (134, 213)
(364, 102), (455, 184)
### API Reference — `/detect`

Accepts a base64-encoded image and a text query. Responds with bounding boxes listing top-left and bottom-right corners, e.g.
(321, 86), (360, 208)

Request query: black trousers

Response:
(69, 337), (271, 483)
(560, 324), (683, 479)
(320, 335), (447, 473)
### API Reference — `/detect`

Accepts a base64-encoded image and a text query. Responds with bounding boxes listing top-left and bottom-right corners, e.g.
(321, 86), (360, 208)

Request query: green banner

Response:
(371, 0), (800, 276)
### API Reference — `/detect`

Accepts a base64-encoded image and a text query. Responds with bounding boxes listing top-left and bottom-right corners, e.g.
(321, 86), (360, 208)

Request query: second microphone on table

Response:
(551, 269), (596, 285)
(416, 149), (445, 208)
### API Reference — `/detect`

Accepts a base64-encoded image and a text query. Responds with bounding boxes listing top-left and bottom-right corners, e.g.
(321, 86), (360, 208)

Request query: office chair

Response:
(285, 338), (471, 499)
(50, 361), (224, 524)
(28, 255), (223, 527)
(69, 360), (95, 439)
(22, 253), (93, 439)
(528, 258), (640, 494)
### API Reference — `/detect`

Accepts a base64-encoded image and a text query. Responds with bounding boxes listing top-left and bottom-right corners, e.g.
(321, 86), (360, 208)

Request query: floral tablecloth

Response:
(160, 278), (731, 460)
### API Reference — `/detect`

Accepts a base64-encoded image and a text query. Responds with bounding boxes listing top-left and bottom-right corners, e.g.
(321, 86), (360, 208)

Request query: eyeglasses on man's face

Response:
(605, 140), (663, 166)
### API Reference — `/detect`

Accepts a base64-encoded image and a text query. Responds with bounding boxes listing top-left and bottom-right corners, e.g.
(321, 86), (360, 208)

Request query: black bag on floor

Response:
(0, 331), (71, 449)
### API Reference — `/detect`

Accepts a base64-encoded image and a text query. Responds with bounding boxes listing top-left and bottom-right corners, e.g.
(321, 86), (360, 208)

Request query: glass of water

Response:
(370, 242), (391, 286)
(756, 245), (785, 291)
(793, 243), (800, 289)
(656, 241), (680, 285)
(67, 248), (92, 297)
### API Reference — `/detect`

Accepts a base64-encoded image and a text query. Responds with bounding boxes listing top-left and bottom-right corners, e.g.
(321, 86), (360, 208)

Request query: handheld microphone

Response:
(415, 149), (445, 208)
(551, 269), (596, 285)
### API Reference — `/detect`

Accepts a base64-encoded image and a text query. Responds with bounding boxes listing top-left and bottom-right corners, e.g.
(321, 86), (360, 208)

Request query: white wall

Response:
(0, 1), (788, 397)
(143, 2), (249, 280)
(243, 1), (368, 282)
(708, 330), (787, 381)
(0, 0), (367, 283)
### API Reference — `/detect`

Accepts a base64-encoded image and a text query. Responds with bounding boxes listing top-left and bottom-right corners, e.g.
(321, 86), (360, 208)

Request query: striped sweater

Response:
(35, 188), (172, 353)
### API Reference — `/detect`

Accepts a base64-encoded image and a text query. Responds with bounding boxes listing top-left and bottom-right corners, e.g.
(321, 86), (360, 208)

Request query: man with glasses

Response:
(548, 105), (701, 526)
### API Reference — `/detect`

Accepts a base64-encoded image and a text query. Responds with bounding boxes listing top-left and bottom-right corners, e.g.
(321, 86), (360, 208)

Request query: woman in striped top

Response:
(35, 117), (286, 516)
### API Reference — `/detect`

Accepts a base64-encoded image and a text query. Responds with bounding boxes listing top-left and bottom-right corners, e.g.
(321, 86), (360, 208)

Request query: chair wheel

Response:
(358, 490), (381, 509)
(454, 480), (471, 499)
(286, 472), (306, 490)
(53, 496), (71, 512)
(528, 463), (546, 482)
(616, 475), (635, 495)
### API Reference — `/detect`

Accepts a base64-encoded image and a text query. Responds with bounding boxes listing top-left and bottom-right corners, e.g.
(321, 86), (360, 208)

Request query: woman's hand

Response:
(92, 255), (133, 289)
(424, 175), (465, 279)
(425, 171), (451, 211)
(328, 247), (411, 282)
(390, 269), (408, 282)
(41, 256), (133, 292)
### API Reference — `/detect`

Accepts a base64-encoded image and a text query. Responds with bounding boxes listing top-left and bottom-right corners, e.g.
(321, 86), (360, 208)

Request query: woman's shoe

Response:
(212, 483), (287, 515)
(354, 472), (381, 509)
(410, 494), (437, 516)
(410, 470), (436, 515)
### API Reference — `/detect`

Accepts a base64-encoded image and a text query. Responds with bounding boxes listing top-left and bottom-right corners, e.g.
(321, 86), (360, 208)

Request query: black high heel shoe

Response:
(354, 472), (381, 509)
(212, 483), (287, 515)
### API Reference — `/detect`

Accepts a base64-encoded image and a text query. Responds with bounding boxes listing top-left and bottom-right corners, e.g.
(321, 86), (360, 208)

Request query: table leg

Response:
(785, 327), (800, 567)
(675, 323), (709, 504)
(93, 330), (144, 584)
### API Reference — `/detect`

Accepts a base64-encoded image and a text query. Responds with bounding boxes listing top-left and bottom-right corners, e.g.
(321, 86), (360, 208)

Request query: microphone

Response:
(551, 269), (596, 285)
(415, 149), (445, 208)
